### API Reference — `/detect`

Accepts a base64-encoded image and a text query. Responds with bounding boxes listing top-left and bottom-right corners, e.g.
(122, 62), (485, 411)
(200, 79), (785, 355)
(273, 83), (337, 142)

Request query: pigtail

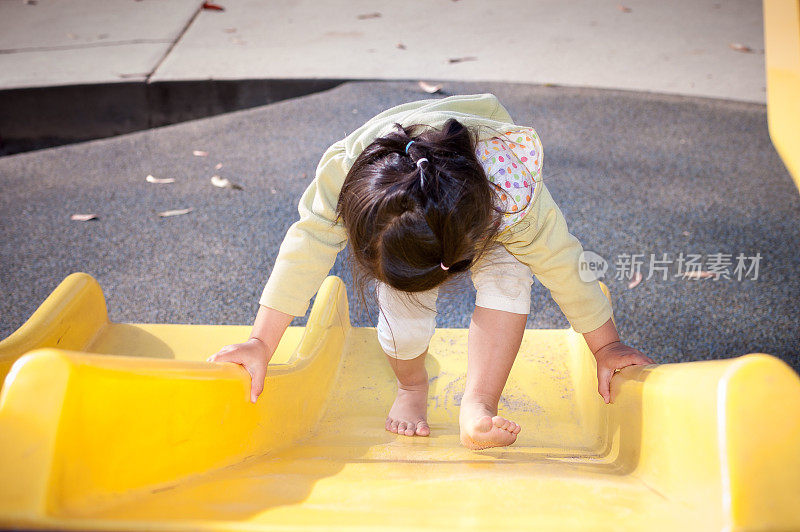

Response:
(336, 118), (503, 295)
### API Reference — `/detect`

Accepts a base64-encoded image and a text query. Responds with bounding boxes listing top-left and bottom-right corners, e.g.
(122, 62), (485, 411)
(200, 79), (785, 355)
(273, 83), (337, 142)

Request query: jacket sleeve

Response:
(259, 140), (348, 316)
(498, 182), (613, 333)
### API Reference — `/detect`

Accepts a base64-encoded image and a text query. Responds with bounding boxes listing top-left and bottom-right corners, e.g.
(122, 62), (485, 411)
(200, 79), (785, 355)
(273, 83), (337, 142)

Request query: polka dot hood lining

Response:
(475, 127), (543, 230)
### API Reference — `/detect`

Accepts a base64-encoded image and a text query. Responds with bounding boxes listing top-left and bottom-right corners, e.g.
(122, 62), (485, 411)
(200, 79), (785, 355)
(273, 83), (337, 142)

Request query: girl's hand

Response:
(207, 338), (271, 403)
(593, 341), (654, 404)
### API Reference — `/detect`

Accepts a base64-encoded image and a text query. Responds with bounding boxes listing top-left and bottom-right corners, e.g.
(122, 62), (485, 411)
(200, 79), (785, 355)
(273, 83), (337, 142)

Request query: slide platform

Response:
(1, 273), (799, 531)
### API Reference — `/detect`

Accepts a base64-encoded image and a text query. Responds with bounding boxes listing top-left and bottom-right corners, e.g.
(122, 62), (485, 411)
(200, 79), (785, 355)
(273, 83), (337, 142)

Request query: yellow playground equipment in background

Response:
(1, 1), (799, 530)
(764, 0), (800, 189)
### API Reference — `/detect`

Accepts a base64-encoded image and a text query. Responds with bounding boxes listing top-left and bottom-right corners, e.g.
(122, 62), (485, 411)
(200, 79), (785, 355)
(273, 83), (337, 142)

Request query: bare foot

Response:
(386, 381), (430, 437)
(459, 398), (520, 450)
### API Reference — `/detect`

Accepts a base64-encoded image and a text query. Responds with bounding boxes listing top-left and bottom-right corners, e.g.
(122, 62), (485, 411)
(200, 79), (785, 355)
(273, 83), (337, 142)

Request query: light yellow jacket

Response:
(259, 94), (612, 333)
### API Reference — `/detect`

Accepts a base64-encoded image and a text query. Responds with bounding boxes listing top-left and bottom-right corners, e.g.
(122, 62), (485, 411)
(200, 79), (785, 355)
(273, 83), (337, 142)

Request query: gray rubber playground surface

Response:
(1, 81), (798, 370)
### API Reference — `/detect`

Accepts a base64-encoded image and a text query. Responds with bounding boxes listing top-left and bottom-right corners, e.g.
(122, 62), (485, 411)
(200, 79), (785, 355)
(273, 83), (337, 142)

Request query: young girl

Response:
(208, 93), (653, 450)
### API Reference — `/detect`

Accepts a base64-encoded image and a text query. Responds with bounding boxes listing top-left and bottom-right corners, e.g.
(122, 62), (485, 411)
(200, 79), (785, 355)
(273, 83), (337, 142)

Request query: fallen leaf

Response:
(729, 42), (753, 53)
(211, 175), (243, 190)
(215, 162), (223, 170)
(302, 173), (308, 178)
(158, 208), (193, 217)
(683, 270), (714, 279)
(146, 174), (175, 184)
(202, 2), (225, 11)
(418, 81), (442, 94)
(448, 56), (477, 64)
(223, 28), (237, 33)
(617, 4), (632, 12)
(230, 37), (245, 45)
(193, 150), (208, 157)
(396, 43), (407, 50)
(627, 271), (643, 289)
(357, 12), (381, 19)
(66, 33), (78, 39)
(71, 213), (97, 221)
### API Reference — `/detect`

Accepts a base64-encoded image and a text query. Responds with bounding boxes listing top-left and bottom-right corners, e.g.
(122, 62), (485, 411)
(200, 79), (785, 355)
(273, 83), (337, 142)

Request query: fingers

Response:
(628, 347), (654, 365)
(615, 350), (654, 371)
(208, 349), (244, 366)
(622, 348), (654, 366)
(249, 361), (267, 403)
(206, 344), (268, 404)
(597, 349), (656, 404)
(206, 344), (235, 362)
(597, 366), (613, 404)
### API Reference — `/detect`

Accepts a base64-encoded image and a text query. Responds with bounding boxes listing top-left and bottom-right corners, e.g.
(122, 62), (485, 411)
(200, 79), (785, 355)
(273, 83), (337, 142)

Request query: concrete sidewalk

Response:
(0, 0), (766, 103)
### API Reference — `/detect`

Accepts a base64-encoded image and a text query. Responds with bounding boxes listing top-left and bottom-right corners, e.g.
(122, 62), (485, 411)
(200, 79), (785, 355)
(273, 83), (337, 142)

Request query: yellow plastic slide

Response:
(1, 272), (799, 531)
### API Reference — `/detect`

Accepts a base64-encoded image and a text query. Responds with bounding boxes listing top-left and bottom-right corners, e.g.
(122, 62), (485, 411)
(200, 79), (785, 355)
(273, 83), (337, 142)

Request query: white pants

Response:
(377, 245), (533, 360)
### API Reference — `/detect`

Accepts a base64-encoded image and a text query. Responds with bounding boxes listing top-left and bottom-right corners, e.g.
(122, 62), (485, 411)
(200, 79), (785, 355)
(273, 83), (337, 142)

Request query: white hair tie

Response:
(416, 158), (428, 187)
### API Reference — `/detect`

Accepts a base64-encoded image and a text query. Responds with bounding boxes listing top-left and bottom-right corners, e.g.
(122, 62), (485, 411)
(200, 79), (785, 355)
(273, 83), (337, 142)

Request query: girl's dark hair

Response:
(335, 118), (502, 302)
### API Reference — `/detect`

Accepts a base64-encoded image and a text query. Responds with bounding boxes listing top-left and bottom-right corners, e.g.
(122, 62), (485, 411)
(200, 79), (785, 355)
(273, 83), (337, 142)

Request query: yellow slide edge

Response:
(0, 276), (350, 520)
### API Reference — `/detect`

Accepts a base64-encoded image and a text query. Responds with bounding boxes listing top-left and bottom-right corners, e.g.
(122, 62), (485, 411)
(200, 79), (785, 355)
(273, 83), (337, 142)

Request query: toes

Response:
(388, 419), (430, 437)
(492, 416), (509, 430)
(460, 414), (520, 449)
(492, 416), (521, 434)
